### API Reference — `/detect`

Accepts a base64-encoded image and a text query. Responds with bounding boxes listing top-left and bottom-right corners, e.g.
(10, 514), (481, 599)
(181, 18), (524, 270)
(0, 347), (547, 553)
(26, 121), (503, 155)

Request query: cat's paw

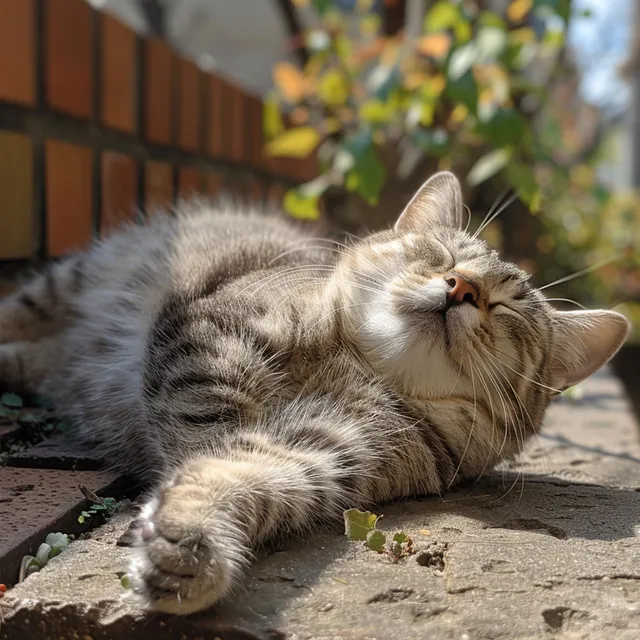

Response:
(130, 480), (241, 615)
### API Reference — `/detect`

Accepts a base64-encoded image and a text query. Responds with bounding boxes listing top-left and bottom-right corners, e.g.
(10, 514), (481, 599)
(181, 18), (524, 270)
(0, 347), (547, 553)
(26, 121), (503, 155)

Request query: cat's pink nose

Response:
(445, 274), (479, 307)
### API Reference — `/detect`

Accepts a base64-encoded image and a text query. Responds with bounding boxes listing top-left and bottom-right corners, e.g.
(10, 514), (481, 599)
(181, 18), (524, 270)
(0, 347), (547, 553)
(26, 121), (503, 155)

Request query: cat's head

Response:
(336, 172), (629, 434)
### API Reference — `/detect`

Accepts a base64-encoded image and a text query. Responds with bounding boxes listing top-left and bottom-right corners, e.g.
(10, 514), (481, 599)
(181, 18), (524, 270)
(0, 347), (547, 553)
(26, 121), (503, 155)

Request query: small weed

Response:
(77, 485), (123, 524)
(343, 508), (416, 562)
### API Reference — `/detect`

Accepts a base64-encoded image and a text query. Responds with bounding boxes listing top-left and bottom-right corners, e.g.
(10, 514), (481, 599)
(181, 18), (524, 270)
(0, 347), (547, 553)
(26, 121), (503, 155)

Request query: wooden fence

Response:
(0, 0), (317, 263)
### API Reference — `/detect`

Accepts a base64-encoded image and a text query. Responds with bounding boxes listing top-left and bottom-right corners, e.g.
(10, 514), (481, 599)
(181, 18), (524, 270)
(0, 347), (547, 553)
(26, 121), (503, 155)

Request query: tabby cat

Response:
(0, 172), (629, 614)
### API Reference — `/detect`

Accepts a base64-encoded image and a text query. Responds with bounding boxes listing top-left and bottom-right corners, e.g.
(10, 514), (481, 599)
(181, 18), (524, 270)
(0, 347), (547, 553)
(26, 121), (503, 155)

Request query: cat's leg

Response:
(131, 409), (371, 614)
(0, 255), (84, 344)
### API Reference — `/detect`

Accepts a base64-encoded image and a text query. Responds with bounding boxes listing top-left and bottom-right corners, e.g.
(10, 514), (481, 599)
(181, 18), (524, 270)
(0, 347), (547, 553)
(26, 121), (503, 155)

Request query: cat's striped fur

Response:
(0, 173), (629, 614)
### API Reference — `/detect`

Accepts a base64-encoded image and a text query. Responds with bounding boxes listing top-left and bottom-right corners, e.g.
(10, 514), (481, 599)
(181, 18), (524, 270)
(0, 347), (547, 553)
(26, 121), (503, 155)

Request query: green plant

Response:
(77, 485), (123, 524)
(343, 508), (416, 560)
(266, 0), (640, 338)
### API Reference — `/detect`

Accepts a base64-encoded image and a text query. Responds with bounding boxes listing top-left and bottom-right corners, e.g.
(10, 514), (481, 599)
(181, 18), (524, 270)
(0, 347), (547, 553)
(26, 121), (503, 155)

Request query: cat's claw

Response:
(129, 488), (233, 615)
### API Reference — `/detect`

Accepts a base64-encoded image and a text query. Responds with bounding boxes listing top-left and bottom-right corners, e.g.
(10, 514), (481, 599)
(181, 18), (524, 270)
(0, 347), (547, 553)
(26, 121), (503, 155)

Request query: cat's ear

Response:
(549, 310), (630, 391)
(395, 171), (464, 232)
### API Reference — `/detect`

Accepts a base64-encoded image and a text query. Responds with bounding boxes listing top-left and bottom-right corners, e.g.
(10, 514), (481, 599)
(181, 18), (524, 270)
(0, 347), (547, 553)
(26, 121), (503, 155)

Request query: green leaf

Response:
(77, 515), (85, 524)
(467, 148), (511, 186)
(45, 532), (69, 549)
(48, 546), (62, 559)
(366, 529), (387, 552)
(312, 0), (331, 15)
(345, 146), (386, 206)
(1, 392), (23, 408)
(424, 1), (461, 32)
(393, 532), (408, 544)
(476, 27), (508, 62)
(360, 100), (395, 125)
(283, 189), (321, 221)
(18, 413), (42, 425)
(318, 69), (350, 107)
(120, 574), (132, 590)
(478, 109), (526, 147)
(343, 508), (381, 541)
(413, 128), (450, 156)
(445, 70), (479, 113)
(506, 161), (538, 208)
(448, 43), (477, 81)
(35, 543), (52, 567)
(265, 127), (321, 158)
(479, 11), (507, 29)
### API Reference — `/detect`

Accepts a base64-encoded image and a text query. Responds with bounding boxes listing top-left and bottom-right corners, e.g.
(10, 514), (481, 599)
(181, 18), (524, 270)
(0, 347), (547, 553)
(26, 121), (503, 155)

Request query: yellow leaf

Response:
(318, 70), (350, 107)
(418, 529), (432, 536)
(265, 127), (320, 158)
(322, 117), (341, 134)
(422, 74), (447, 98)
(360, 99), (393, 124)
(507, 0), (533, 23)
(417, 33), (451, 59)
(273, 62), (306, 104)
(283, 189), (321, 220)
(420, 102), (436, 126)
(450, 104), (469, 123)
(372, 129), (385, 145)
(404, 72), (429, 91)
(509, 27), (537, 44)
(570, 165), (595, 188)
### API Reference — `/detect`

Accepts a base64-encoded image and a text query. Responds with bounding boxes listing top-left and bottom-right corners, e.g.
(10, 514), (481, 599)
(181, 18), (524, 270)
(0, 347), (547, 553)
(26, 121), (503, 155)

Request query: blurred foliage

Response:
(265, 0), (640, 339)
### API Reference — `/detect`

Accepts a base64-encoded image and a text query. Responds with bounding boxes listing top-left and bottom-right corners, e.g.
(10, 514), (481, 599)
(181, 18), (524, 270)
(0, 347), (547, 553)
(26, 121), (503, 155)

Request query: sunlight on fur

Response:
(0, 172), (629, 614)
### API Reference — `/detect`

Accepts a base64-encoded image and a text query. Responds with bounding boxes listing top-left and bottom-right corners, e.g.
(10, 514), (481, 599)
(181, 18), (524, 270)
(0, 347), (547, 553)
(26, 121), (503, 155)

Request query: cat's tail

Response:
(0, 254), (85, 344)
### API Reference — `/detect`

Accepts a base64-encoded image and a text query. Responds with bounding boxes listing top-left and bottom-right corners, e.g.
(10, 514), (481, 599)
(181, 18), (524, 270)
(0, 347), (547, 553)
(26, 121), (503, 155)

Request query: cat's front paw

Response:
(130, 480), (242, 615)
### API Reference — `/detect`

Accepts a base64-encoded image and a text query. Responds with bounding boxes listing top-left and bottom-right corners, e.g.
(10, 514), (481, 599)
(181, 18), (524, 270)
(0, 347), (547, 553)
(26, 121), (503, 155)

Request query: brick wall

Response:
(0, 0), (317, 262)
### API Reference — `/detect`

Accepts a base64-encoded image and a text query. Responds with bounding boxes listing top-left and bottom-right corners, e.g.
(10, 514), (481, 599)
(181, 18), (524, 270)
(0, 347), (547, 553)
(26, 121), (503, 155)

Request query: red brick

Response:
(250, 177), (265, 203)
(145, 161), (174, 212)
(45, 140), (93, 257)
(178, 167), (202, 199)
(268, 182), (287, 206)
(247, 95), (264, 168)
(144, 38), (175, 145)
(207, 74), (233, 158)
(0, 0), (36, 106)
(45, 0), (93, 119)
(100, 152), (138, 235)
(205, 171), (224, 199)
(229, 84), (246, 164)
(177, 58), (202, 152)
(101, 13), (136, 133)
(0, 467), (124, 587)
(0, 132), (34, 260)
(145, 161), (173, 212)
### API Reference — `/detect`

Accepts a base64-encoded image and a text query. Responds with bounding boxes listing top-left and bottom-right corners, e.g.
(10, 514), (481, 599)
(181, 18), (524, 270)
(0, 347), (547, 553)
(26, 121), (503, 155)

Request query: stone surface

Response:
(1, 369), (640, 639)
(0, 468), (125, 587)
(6, 435), (102, 471)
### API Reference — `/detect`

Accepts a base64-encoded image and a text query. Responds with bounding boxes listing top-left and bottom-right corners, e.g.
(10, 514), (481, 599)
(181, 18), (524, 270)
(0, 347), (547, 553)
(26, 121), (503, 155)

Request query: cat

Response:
(0, 172), (629, 614)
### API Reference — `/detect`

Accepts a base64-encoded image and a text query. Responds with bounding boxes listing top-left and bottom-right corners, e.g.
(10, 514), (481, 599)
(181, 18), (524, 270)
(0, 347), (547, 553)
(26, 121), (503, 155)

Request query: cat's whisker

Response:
(538, 256), (618, 291)
(483, 349), (561, 394)
(473, 186), (510, 238)
(446, 357), (477, 489)
(473, 190), (518, 240)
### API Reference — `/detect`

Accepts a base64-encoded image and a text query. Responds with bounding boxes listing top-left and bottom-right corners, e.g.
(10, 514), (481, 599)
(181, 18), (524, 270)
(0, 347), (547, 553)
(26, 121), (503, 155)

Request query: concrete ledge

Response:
(1, 368), (639, 639)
